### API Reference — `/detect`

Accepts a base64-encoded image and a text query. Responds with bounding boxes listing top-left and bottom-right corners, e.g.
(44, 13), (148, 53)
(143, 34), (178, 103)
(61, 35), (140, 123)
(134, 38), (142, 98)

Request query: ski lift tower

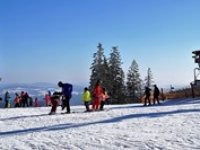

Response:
(192, 50), (200, 85)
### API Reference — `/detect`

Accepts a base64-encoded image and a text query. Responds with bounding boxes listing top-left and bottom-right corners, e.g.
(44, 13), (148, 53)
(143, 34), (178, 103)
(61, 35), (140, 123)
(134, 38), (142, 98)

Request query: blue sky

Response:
(0, 0), (200, 88)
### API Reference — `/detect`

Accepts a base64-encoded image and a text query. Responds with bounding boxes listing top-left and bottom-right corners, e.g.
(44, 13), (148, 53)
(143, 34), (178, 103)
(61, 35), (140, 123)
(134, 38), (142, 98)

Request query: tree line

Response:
(89, 43), (154, 104)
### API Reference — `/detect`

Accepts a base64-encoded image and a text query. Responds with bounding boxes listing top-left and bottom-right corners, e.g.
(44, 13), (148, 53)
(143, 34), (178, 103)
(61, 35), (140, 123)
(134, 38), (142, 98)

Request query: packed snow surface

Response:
(0, 99), (200, 150)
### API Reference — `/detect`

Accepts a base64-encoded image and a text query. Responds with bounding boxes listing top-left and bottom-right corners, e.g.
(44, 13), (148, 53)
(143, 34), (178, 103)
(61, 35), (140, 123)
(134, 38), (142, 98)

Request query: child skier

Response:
(49, 92), (61, 115)
(82, 87), (91, 112)
(100, 88), (109, 111)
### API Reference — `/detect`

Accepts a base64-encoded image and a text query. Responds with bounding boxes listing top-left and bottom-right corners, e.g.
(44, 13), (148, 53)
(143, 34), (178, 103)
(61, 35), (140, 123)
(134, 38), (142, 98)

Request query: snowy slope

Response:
(0, 99), (200, 150)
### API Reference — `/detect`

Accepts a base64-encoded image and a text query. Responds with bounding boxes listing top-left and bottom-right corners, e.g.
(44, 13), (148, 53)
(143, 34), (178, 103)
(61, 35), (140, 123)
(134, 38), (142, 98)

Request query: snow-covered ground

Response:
(0, 98), (200, 150)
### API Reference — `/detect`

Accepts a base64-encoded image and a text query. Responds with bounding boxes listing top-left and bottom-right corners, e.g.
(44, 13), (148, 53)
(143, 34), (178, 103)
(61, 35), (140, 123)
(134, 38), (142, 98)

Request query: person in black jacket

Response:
(144, 86), (151, 106)
(153, 84), (160, 105)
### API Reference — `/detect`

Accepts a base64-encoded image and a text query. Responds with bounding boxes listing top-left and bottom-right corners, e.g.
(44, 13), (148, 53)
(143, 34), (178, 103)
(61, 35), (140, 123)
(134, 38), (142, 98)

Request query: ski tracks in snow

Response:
(0, 99), (200, 149)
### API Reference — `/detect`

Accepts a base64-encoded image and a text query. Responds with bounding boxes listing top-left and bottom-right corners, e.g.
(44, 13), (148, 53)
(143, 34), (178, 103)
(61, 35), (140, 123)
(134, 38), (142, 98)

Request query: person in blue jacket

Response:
(58, 81), (73, 114)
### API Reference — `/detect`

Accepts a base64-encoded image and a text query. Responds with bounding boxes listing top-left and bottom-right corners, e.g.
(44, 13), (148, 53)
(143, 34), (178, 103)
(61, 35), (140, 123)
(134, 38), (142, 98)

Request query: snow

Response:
(0, 98), (200, 150)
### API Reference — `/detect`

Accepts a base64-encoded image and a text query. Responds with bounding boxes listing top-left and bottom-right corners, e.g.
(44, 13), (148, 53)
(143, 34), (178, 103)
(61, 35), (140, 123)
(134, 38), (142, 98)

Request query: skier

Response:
(100, 87), (109, 111)
(58, 81), (73, 114)
(4, 91), (11, 108)
(23, 92), (29, 107)
(49, 92), (60, 115)
(34, 97), (39, 107)
(92, 80), (103, 111)
(153, 85), (160, 105)
(20, 91), (29, 107)
(44, 93), (51, 106)
(28, 97), (33, 107)
(14, 93), (21, 107)
(144, 87), (151, 106)
(82, 87), (92, 112)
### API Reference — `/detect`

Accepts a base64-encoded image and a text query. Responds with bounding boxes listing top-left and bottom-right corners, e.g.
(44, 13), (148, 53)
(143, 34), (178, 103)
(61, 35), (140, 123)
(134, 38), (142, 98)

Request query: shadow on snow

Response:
(0, 108), (200, 137)
(0, 114), (49, 121)
(1, 98), (200, 122)
(109, 98), (200, 110)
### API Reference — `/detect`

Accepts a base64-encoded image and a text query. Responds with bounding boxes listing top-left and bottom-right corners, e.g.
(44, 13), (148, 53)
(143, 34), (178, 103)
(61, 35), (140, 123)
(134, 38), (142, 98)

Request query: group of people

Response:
(82, 80), (109, 112)
(1, 80), (163, 113)
(2, 91), (40, 108)
(49, 80), (162, 115)
(49, 80), (109, 115)
(144, 84), (161, 106)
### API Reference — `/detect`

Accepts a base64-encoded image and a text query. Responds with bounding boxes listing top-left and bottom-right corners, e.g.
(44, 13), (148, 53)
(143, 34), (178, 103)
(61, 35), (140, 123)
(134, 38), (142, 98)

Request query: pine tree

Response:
(101, 56), (111, 92)
(108, 46), (125, 103)
(144, 68), (154, 88)
(89, 43), (105, 90)
(89, 43), (113, 91)
(126, 59), (142, 102)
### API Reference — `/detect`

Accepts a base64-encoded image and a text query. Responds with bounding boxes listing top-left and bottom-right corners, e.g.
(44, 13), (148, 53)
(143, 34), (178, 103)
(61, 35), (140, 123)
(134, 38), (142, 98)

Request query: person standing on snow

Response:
(34, 97), (39, 107)
(58, 81), (73, 114)
(82, 87), (92, 112)
(100, 87), (109, 111)
(28, 97), (33, 107)
(153, 84), (160, 105)
(44, 93), (51, 106)
(20, 91), (29, 107)
(14, 93), (21, 107)
(4, 91), (11, 108)
(144, 86), (151, 106)
(23, 92), (29, 107)
(92, 80), (103, 111)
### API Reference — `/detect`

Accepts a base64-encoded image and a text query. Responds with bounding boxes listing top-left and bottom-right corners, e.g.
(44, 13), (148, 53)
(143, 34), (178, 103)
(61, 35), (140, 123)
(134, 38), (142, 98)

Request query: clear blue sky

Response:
(0, 0), (200, 88)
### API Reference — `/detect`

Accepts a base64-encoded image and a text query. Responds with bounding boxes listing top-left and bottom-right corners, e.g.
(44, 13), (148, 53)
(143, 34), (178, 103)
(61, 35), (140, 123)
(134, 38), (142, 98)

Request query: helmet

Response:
(58, 81), (63, 87)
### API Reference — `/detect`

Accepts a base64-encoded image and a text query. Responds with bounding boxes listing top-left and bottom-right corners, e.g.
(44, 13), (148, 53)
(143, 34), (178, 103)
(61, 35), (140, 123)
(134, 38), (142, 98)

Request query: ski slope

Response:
(0, 98), (200, 150)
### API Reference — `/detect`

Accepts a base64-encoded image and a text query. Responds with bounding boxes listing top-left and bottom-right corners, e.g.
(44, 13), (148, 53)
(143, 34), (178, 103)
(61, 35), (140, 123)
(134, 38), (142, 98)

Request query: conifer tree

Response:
(144, 68), (154, 88)
(101, 56), (111, 92)
(108, 46), (125, 103)
(89, 43), (105, 90)
(126, 59), (142, 102)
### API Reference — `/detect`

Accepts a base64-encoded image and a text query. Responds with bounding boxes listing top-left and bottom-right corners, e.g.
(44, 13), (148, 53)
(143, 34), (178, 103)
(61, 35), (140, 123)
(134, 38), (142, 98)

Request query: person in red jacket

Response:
(49, 92), (60, 115)
(92, 80), (103, 111)
(45, 93), (51, 106)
